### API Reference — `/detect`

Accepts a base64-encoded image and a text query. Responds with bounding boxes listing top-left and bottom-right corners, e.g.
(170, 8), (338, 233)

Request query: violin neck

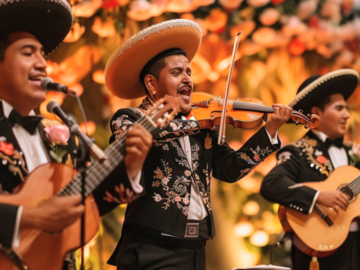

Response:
(232, 101), (274, 113)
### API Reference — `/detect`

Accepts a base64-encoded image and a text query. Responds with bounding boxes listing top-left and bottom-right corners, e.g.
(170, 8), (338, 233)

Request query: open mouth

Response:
(29, 75), (45, 87)
(178, 88), (191, 101)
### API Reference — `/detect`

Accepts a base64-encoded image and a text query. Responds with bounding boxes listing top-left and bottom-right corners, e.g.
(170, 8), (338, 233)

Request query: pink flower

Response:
(162, 177), (170, 185)
(44, 125), (70, 145)
(154, 194), (162, 202)
(254, 154), (261, 162)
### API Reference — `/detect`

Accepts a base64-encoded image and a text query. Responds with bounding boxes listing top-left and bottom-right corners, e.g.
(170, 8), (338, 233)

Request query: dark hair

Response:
(0, 34), (10, 61)
(139, 48), (187, 94)
(313, 95), (332, 111)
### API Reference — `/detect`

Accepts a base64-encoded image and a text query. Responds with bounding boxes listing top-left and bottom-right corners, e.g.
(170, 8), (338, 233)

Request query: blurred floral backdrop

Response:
(42, 0), (360, 269)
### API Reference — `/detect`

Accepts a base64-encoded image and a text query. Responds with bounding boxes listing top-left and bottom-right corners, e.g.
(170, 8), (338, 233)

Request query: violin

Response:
(187, 92), (320, 130)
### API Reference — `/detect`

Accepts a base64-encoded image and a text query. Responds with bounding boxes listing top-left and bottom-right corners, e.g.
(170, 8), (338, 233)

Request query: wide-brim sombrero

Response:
(105, 19), (202, 99)
(0, 0), (73, 55)
(288, 69), (359, 116)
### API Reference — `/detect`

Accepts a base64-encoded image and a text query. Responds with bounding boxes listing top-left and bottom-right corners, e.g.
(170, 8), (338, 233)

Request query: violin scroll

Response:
(291, 110), (321, 129)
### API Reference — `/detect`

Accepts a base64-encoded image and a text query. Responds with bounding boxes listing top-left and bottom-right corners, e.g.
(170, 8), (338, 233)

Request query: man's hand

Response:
(21, 195), (85, 231)
(316, 191), (349, 211)
(265, 104), (293, 138)
(125, 124), (153, 179)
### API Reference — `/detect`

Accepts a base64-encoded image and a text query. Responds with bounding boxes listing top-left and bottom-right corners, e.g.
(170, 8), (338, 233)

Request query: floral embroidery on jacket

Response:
(0, 141), (28, 183)
(103, 183), (139, 204)
(112, 114), (134, 140)
(293, 136), (333, 176)
(239, 145), (273, 165)
(194, 163), (212, 211)
(152, 159), (191, 215)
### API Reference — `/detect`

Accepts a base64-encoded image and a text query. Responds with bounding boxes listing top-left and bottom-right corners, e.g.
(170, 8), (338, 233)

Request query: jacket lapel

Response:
(0, 102), (24, 162)
(305, 131), (334, 175)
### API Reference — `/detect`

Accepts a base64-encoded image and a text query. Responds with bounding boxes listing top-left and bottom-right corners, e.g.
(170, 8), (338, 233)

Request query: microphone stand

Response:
(68, 117), (89, 270)
(47, 101), (108, 270)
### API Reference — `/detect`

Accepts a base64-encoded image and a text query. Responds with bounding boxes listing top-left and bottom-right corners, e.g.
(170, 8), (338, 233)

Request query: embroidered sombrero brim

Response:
(289, 69), (359, 116)
(105, 19), (202, 99)
(0, 0), (73, 55)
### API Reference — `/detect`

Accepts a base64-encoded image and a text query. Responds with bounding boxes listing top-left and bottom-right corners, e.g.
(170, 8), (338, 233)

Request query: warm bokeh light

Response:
(250, 230), (270, 247)
(80, 121), (96, 136)
(93, 70), (106, 84)
(63, 23), (85, 43)
(243, 201), (260, 216)
(234, 221), (254, 237)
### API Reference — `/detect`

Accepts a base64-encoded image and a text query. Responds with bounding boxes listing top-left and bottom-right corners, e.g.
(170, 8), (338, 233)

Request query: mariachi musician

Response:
(104, 19), (293, 270)
(261, 69), (360, 270)
(0, 0), (152, 268)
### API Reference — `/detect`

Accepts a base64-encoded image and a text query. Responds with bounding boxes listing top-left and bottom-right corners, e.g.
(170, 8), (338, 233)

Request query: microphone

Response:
(47, 101), (108, 163)
(41, 77), (76, 95)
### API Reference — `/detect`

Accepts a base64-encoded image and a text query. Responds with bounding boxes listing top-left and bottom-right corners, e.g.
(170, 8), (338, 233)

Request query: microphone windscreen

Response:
(46, 101), (60, 113)
(41, 77), (54, 90)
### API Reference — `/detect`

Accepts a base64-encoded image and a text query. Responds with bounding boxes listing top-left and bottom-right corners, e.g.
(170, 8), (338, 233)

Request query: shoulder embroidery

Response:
(277, 151), (292, 165)
(293, 136), (332, 176)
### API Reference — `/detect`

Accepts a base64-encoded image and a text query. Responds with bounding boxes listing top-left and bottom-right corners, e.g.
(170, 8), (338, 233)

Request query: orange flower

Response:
(0, 141), (14, 156)
(316, 155), (327, 165)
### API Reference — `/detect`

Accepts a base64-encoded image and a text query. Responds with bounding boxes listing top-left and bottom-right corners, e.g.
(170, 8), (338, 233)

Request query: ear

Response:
(144, 74), (157, 97)
(311, 107), (321, 115)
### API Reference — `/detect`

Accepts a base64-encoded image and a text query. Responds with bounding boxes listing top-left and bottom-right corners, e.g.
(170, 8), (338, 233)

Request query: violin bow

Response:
(218, 31), (242, 145)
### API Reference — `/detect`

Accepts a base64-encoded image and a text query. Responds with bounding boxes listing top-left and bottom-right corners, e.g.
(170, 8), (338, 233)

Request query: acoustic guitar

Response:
(0, 97), (179, 270)
(278, 165), (360, 257)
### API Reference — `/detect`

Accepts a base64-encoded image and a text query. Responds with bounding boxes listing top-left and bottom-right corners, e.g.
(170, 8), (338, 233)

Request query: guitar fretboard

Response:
(57, 115), (156, 197)
(347, 175), (360, 197)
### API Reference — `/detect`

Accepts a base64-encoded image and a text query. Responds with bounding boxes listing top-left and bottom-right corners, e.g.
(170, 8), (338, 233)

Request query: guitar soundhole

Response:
(339, 184), (356, 203)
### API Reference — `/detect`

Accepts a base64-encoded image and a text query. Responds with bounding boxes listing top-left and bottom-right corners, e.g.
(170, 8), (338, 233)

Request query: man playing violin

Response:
(261, 69), (360, 270)
(0, 0), (152, 268)
(105, 19), (292, 270)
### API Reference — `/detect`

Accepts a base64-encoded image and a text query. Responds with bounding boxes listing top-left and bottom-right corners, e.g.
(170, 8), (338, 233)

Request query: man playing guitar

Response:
(261, 69), (360, 270)
(0, 0), (152, 269)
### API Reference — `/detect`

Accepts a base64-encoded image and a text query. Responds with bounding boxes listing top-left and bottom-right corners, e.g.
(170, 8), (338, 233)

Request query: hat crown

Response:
(296, 75), (320, 95)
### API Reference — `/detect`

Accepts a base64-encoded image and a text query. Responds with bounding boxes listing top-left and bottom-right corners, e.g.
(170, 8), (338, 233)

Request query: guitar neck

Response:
(57, 114), (156, 197)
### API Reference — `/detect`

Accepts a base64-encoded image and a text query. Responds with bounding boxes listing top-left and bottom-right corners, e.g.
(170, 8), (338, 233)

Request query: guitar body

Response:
(0, 163), (100, 270)
(280, 165), (360, 257)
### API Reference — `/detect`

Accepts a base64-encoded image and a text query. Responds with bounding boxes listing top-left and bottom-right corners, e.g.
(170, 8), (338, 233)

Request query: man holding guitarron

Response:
(261, 69), (360, 270)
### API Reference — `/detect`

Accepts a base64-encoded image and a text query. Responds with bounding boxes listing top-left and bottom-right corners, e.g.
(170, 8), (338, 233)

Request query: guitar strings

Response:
(58, 116), (156, 197)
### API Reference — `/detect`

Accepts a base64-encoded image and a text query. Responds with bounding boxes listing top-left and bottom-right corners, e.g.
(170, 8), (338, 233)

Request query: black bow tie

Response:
(324, 137), (343, 148)
(8, 109), (42, 135)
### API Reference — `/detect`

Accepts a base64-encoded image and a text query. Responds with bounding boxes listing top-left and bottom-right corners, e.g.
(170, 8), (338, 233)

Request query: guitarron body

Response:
(0, 163), (100, 270)
(279, 165), (360, 257)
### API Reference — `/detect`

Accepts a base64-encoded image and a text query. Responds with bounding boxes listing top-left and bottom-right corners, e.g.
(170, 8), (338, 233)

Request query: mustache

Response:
(177, 83), (192, 92)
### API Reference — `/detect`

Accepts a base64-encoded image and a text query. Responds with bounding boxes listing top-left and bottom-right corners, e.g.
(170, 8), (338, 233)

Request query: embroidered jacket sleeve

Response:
(211, 126), (281, 183)
(109, 108), (201, 145)
(260, 145), (318, 214)
(0, 203), (18, 248)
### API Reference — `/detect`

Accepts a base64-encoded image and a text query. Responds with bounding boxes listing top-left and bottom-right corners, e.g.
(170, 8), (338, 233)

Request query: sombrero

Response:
(0, 0), (73, 55)
(105, 19), (202, 99)
(289, 69), (359, 116)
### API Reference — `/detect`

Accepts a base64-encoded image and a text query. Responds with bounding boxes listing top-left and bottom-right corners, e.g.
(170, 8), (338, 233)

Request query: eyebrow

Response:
(169, 66), (191, 72)
(19, 44), (45, 54)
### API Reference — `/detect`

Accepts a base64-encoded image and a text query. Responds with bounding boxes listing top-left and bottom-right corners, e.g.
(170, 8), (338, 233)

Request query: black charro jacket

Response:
(261, 130), (360, 214)
(107, 101), (281, 264)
